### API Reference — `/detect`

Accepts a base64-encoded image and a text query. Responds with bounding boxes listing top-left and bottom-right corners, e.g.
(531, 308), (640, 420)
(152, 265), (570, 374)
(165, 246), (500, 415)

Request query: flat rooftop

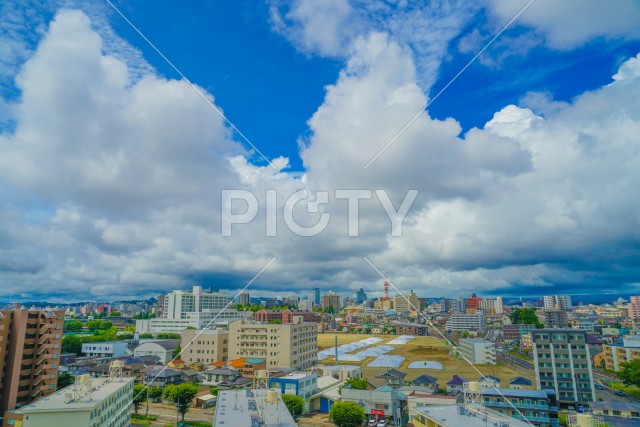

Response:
(415, 404), (531, 427)
(213, 389), (296, 427)
(16, 377), (134, 413)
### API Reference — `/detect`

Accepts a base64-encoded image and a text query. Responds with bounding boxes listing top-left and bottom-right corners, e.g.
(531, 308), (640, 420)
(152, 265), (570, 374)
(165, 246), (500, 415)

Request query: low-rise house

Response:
(142, 366), (183, 386)
(202, 367), (241, 386)
(81, 341), (131, 358)
(375, 368), (406, 388)
(589, 401), (640, 422)
(133, 339), (180, 364)
(411, 374), (439, 392)
(479, 375), (501, 388)
(446, 375), (470, 394)
(509, 376), (534, 389)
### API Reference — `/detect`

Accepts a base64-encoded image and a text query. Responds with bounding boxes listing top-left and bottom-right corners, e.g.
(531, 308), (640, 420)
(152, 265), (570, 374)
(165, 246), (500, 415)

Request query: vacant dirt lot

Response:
(317, 333), (533, 386)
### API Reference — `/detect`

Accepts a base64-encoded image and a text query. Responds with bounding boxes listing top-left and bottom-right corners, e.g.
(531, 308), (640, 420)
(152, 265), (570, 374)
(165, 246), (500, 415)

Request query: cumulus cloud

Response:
(1, 7), (640, 301)
(485, 0), (640, 49)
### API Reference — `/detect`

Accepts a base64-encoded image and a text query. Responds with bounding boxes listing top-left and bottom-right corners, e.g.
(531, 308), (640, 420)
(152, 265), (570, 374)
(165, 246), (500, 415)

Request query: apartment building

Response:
(503, 324), (537, 342)
(479, 297), (503, 315)
(446, 312), (486, 332)
(228, 319), (317, 370)
(0, 307), (64, 417)
(321, 292), (341, 312)
(532, 329), (596, 406)
(237, 292), (250, 306)
(3, 374), (134, 427)
(541, 309), (569, 328)
(254, 309), (321, 324)
(396, 324), (428, 336)
(181, 329), (228, 365)
(602, 335), (640, 371)
(458, 338), (496, 365)
(481, 388), (559, 427)
(392, 291), (420, 313)
(628, 296), (640, 320)
(543, 296), (572, 310)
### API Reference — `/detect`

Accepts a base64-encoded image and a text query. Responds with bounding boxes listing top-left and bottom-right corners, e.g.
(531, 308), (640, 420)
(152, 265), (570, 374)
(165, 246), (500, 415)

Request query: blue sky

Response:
(1, 0), (640, 301)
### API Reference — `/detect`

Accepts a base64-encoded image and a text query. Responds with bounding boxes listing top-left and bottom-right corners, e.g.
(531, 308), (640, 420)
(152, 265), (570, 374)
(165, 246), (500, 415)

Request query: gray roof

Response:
(146, 339), (180, 350)
(413, 374), (438, 384)
(590, 400), (640, 412)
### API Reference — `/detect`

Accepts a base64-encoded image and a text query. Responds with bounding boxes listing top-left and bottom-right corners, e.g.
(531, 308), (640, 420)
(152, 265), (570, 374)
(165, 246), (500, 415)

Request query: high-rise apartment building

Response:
(479, 297), (503, 315)
(228, 319), (317, 370)
(628, 296), (640, 320)
(0, 307), (64, 416)
(542, 309), (569, 328)
(466, 294), (483, 314)
(543, 296), (572, 310)
(237, 292), (250, 306)
(458, 338), (497, 365)
(321, 291), (341, 312)
(532, 329), (595, 406)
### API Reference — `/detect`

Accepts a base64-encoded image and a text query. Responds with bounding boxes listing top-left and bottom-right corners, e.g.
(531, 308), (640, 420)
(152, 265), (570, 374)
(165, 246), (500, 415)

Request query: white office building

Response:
(457, 338), (496, 365)
(81, 341), (131, 358)
(446, 312), (486, 332)
(5, 374), (134, 427)
(135, 286), (247, 333)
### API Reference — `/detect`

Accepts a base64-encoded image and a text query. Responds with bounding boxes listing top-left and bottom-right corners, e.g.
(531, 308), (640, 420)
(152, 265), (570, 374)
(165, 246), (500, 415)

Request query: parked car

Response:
(367, 419), (377, 427)
(615, 390), (625, 397)
(377, 420), (388, 427)
(595, 384), (604, 390)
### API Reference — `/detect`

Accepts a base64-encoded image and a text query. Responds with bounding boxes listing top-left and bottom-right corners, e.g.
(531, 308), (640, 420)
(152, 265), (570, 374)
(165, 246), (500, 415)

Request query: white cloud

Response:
(485, 0), (640, 49)
(1, 7), (640, 301)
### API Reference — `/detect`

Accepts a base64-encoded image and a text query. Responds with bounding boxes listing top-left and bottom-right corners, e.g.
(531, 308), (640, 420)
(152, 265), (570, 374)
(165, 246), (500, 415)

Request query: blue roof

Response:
(509, 376), (533, 385)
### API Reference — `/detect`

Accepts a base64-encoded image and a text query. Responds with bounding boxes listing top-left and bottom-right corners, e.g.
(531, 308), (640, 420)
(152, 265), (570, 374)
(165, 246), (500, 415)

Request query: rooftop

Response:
(213, 389), (296, 427)
(15, 377), (134, 413)
(414, 404), (531, 427)
(481, 388), (552, 399)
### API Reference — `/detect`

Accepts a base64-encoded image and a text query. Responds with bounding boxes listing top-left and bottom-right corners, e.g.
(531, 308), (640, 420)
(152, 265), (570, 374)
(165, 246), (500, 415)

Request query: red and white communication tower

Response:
(382, 277), (390, 300)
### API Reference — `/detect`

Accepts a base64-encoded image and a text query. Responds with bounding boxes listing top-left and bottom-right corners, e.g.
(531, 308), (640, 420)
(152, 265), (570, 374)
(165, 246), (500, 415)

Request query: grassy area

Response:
(610, 381), (640, 397)
(131, 420), (151, 426)
(318, 333), (532, 386)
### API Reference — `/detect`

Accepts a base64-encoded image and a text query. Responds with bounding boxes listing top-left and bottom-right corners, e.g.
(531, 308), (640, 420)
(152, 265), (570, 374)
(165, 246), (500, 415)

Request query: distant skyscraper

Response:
(543, 295), (572, 310)
(238, 292), (250, 306)
(355, 288), (367, 304)
(314, 288), (321, 306)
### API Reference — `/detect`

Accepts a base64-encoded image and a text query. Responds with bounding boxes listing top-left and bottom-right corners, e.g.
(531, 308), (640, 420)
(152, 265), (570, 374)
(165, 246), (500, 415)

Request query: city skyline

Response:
(1, 1), (640, 301)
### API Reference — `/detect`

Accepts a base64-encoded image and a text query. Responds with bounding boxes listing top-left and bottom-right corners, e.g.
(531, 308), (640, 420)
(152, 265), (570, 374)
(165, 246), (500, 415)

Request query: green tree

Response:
(57, 372), (75, 389)
(163, 384), (177, 400)
(619, 359), (640, 388)
(172, 344), (182, 359)
(109, 311), (122, 317)
(149, 386), (164, 402)
(140, 333), (154, 339)
(62, 335), (83, 355)
(133, 383), (148, 414)
(124, 325), (136, 332)
(268, 320), (282, 324)
(64, 320), (84, 332)
(210, 387), (218, 396)
(164, 383), (199, 421)
(282, 394), (304, 419)
(344, 377), (368, 390)
(157, 333), (180, 339)
(86, 320), (113, 332)
(329, 401), (365, 427)
(509, 308), (543, 328)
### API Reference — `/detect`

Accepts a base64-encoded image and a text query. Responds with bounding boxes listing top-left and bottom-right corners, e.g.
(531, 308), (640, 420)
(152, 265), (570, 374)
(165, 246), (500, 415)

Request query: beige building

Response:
(393, 291), (420, 313)
(0, 307), (64, 417)
(181, 329), (228, 365)
(603, 335), (640, 371)
(321, 292), (341, 312)
(228, 319), (317, 370)
(4, 374), (133, 427)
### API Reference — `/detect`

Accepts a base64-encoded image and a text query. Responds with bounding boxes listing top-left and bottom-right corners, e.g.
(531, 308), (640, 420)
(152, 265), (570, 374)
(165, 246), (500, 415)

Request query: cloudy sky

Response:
(1, 0), (640, 302)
